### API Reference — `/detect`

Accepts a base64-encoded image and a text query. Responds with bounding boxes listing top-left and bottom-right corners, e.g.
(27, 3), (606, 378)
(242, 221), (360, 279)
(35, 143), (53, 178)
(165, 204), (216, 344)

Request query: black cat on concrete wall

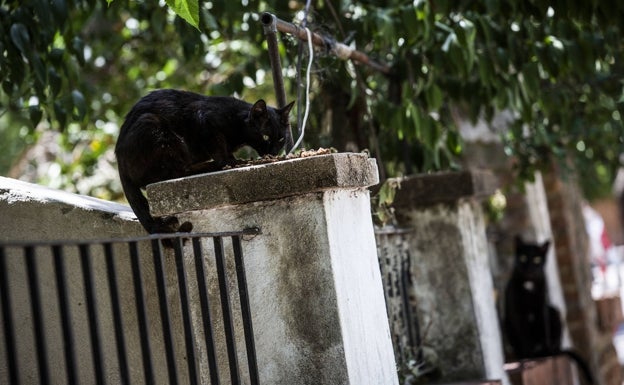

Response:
(115, 89), (294, 234)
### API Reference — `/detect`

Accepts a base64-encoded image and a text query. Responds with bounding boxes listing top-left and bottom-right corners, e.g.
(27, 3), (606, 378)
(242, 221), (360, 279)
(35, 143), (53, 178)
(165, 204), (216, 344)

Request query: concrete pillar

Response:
(146, 153), (399, 385)
(381, 170), (508, 384)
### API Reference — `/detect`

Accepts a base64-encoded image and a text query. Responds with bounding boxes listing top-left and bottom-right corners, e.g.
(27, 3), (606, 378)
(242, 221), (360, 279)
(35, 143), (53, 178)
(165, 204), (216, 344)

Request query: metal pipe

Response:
(263, 12), (392, 75)
(261, 12), (295, 152)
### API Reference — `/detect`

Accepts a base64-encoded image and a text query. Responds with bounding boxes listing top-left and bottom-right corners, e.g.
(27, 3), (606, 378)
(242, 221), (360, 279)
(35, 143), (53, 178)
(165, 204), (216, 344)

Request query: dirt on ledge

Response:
(223, 147), (336, 169)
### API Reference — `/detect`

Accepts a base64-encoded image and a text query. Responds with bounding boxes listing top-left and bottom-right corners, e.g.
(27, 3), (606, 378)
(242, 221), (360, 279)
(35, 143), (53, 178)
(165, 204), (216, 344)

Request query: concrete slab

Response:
(147, 152), (379, 216)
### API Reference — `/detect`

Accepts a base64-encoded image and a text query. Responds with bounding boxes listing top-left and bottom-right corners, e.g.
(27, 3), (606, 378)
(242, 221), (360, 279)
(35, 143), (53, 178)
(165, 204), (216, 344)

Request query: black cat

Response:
(504, 236), (594, 384)
(115, 89), (294, 234)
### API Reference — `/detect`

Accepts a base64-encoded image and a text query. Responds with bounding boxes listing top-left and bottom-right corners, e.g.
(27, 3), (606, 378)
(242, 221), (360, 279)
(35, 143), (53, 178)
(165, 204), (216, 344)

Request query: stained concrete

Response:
(148, 153), (398, 385)
(0, 176), (141, 242)
(378, 171), (508, 384)
(146, 152), (378, 215)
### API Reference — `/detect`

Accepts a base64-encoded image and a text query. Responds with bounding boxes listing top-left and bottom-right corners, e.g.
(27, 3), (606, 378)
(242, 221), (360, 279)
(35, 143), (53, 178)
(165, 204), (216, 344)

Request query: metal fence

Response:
(375, 227), (422, 365)
(0, 229), (260, 385)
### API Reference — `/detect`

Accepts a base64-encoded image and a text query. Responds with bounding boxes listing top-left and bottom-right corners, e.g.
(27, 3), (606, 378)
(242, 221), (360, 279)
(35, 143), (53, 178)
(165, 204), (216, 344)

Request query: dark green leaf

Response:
(71, 37), (85, 66)
(51, 0), (69, 27)
(425, 85), (443, 111)
(48, 68), (62, 96)
(29, 105), (43, 127)
(71, 90), (87, 120)
(10, 23), (31, 55)
(49, 48), (65, 65)
(54, 101), (67, 129)
(32, 54), (47, 87)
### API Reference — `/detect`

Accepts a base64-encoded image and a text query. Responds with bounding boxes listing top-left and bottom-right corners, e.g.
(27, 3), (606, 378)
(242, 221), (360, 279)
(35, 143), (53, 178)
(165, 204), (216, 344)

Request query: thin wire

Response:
(290, 27), (313, 154)
(295, 0), (312, 137)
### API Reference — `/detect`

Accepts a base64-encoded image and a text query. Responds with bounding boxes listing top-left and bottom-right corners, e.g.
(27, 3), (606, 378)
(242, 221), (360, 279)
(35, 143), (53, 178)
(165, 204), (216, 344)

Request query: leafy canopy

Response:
(0, 0), (622, 200)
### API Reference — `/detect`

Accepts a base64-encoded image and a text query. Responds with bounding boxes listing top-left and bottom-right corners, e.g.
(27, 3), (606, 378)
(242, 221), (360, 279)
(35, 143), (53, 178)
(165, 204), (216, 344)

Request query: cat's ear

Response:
(514, 235), (524, 246)
(280, 101), (295, 124)
(250, 100), (268, 121)
(540, 241), (550, 254)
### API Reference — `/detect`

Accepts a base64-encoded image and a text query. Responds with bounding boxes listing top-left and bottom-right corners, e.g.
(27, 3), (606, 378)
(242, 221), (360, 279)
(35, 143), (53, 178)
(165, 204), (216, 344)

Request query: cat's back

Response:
(132, 89), (246, 112)
(121, 90), (248, 129)
(127, 89), (204, 115)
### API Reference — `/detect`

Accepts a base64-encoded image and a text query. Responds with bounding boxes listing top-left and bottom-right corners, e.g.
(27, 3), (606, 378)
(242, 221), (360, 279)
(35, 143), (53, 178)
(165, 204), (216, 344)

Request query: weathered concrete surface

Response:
(390, 170), (497, 208)
(147, 152), (378, 215)
(148, 153), (399, 385)
(378, 171), (508, 384)
(0, 176), (141, 241)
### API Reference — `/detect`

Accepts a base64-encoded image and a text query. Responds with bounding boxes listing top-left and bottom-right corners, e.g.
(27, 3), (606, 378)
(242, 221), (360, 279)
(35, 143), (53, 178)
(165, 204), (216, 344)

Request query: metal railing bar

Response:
(192, 237), (221, 385)
(0, 246), (20, 385)
(400, 256), (418, 361)
(173, 237), (199, 384)
(129, 241), (155, 384)
(79, 244), (106, 385)
(103, 242), (130, 385)
(25, 246), (50, 385)
(214, 237), (241, 385)
(0, 228), (261, 248)
(52, 245), (78, 385)
(151, 239), (179, 385)
(232, 235), (259, 385)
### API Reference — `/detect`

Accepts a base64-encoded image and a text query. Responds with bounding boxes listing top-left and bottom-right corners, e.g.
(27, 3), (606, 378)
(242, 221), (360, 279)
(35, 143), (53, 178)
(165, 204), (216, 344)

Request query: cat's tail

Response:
(560, 349), (595, 385)
(119, 175), (189, 235)
(119, 175), (159, 233)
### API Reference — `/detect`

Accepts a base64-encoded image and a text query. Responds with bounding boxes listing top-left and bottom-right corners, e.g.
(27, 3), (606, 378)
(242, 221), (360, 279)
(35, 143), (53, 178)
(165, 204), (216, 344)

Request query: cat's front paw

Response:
(177, 221), (193, 233)
(153, 216), (180, 233)
(158, 216), (193, 233)
(155, 218), (194, 248)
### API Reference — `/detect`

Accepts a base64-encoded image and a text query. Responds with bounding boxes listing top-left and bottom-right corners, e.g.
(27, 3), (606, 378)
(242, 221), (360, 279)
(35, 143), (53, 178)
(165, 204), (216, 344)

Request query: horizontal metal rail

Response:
(0, 228), (261, 248)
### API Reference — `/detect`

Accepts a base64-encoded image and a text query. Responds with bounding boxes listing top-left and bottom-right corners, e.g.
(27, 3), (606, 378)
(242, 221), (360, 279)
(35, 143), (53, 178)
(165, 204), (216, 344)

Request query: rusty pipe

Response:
(262, 12), (392, 75)
(261, 12), (294, 152)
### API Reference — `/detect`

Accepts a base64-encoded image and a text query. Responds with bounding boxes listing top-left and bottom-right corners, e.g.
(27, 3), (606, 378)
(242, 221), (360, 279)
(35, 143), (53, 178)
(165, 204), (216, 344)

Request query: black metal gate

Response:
(0, 229), (260, 385)
(375, 227), (422, 364)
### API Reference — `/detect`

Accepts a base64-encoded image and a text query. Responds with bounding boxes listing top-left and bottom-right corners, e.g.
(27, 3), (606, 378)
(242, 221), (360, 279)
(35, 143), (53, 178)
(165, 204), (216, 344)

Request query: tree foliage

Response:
(0, 0), (623, 200)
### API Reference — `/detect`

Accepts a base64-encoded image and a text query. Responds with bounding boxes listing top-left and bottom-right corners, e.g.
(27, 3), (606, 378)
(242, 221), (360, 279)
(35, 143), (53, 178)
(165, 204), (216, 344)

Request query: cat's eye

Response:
(262, 134), (270, 142)
(533, 257), (542, 264)
(519, 255), (527, 263)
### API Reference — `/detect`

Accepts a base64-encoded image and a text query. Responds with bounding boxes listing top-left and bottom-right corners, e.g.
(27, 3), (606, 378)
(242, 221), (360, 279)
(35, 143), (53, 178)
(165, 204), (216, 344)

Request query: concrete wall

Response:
(0, 177), (161, 384)
(147, 153), (399, 385)
(0, 176), (142, 242)
(0, 177), (243, 384)
(377, 171), (508, 384)
(1, 156), (401, 385)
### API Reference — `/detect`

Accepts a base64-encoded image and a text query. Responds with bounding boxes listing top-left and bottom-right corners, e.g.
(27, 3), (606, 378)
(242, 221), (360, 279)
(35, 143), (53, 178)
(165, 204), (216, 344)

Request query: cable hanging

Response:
(290, 27), (313, 154)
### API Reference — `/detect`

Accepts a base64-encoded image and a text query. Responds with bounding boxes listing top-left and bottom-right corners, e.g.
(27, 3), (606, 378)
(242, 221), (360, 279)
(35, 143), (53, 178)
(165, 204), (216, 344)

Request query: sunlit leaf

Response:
(166, 0), (200, 30)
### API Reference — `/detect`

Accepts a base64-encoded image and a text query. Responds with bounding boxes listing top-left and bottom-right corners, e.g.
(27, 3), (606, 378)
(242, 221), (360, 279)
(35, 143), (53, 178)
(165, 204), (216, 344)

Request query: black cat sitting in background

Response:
(504, 236), (594, 384)
(115, 89), (294, 234)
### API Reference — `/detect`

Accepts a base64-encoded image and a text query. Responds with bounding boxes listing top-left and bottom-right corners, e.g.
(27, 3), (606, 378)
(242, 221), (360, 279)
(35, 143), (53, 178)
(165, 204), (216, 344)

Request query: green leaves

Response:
(9, 23), (31, 55)
(165, 0), (200, 30)
(0, 0), (622, 201)
(107, 0), (200, 29)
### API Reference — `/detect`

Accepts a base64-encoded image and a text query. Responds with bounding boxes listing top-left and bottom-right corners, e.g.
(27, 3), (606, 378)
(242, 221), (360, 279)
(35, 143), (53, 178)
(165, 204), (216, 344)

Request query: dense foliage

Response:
(0, 0), (623, 199)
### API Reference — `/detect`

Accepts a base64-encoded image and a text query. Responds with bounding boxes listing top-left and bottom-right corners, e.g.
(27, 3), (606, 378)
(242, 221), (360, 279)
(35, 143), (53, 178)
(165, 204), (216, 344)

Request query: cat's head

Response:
(514, 236), (550, 275)
(246, 99), (295, 156)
